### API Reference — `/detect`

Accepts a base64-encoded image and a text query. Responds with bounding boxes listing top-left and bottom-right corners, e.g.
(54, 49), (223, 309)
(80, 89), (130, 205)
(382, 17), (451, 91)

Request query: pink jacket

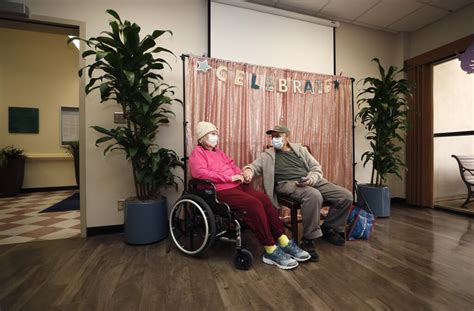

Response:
(189, 145), (242, 191)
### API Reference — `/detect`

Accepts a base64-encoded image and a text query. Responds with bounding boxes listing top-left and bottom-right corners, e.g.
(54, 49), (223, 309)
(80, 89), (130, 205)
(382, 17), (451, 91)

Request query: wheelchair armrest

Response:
(188, 179), (234, 218)
(188, 179), (216, 191)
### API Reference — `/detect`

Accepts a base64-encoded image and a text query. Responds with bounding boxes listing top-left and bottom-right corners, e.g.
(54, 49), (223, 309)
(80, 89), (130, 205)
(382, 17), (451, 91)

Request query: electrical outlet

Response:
(117, 199), (125, 211)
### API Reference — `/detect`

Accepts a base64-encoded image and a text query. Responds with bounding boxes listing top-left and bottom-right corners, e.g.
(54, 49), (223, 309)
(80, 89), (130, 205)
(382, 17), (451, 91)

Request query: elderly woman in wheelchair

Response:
(173, 121), (310, 270)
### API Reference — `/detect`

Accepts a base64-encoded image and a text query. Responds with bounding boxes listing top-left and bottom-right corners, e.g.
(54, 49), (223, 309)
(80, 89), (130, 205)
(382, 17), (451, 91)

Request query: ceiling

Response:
(246, 0), (474, 33)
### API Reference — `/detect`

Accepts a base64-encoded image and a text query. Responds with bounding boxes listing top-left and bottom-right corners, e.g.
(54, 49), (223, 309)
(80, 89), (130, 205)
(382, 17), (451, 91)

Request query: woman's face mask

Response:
(272, 137), (284, 150)
(207, 133), (219, 147)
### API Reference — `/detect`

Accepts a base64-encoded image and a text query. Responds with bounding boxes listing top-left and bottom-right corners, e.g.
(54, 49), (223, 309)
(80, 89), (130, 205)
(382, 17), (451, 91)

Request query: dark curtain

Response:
(406, 64), (434, 207)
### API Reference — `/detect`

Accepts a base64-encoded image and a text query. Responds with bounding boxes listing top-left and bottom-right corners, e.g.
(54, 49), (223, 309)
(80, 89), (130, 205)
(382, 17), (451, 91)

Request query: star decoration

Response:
(197, 59), (212, 73)
(458, 41), (474, 74)
(333, 79), (340, 89)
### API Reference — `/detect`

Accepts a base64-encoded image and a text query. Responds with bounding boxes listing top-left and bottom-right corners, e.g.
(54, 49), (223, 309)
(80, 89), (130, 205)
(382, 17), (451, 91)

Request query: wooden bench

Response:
(452, 155), (474, 207)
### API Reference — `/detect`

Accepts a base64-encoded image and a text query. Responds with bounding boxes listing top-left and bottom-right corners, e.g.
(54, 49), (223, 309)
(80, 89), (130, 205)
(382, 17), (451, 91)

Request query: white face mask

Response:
(272, 137), (284, 150)
(207, 133), (218, 147)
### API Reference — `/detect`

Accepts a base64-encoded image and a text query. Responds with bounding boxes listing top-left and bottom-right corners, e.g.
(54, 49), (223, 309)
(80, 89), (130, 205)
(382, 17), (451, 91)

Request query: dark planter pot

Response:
(124, 196), (168, 245)
(0, 158), (25, 197)
(72, 149), (80, 187)
(357, 184), (391, 218)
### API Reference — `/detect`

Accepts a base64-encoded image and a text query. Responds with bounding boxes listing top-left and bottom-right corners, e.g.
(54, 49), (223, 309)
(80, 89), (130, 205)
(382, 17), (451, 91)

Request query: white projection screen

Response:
(210, 2), (336, 75)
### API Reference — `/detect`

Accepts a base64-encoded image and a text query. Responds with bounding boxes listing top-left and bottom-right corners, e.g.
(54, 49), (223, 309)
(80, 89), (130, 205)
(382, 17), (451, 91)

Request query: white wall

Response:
(22, 0), (208, 228)
(408, 3), (474, 58)
(336, 22), (406, 197)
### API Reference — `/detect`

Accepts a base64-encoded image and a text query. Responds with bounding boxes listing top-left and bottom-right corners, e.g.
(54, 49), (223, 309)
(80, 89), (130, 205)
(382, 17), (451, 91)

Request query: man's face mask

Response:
(272, 136), (284, 150)
(207, 133), (218, 147)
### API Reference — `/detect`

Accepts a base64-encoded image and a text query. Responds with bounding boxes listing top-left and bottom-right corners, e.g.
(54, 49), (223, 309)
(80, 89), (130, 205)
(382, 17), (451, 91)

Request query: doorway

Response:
(0, 19), (83, 244)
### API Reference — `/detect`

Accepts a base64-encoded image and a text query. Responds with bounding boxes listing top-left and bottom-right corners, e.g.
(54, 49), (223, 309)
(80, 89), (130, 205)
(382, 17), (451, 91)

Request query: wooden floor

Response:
(1, 203), (473, 311)
(435, 198), (474, 216)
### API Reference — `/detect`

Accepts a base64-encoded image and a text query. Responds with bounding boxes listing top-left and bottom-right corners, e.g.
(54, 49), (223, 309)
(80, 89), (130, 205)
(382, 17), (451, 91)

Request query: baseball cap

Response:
(265, 125), (291, 135)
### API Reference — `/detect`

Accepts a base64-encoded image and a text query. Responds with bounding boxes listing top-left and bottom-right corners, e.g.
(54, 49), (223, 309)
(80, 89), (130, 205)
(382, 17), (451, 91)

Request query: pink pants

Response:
(217, 184), (285, 246)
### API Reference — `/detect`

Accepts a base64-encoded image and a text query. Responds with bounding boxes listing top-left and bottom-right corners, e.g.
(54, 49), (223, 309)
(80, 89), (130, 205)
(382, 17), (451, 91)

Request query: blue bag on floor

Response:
(346, 182), (376, 241)
(346, 205), (375, 240)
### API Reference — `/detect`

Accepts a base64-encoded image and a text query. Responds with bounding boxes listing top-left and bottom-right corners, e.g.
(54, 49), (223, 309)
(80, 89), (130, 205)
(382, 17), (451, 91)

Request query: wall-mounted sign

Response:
(8, 107), (39, 134)
(61, 106), (79, 145)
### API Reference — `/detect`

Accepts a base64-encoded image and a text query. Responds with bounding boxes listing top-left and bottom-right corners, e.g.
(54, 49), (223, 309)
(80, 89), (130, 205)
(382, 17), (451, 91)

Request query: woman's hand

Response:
(231, 174), (244, 183)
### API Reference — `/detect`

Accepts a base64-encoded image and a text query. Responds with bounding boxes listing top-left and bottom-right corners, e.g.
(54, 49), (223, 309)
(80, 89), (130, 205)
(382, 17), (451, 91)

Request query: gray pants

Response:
(275, 180), (353, 240)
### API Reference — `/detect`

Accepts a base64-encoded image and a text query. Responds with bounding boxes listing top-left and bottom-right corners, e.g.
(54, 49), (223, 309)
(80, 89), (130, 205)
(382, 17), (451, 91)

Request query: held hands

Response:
(231, 174), (245, 183)
(242, 168), (253, 184)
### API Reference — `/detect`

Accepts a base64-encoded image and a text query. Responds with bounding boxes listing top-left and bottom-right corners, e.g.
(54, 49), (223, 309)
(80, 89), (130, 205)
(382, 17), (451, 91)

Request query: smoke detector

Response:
(0, 1), (30, 18)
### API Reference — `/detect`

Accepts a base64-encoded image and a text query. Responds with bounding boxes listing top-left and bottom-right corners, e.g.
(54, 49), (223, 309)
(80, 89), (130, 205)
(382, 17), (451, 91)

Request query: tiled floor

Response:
(0, 191), (80, 245)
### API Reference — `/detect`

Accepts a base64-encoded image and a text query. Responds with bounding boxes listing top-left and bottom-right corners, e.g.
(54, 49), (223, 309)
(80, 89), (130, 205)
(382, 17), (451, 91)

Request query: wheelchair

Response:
(168, 179), (254, 270)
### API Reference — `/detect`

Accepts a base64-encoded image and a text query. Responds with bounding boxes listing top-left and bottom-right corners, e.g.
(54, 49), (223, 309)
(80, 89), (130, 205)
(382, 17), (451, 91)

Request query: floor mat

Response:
(40, 193), (80, 213)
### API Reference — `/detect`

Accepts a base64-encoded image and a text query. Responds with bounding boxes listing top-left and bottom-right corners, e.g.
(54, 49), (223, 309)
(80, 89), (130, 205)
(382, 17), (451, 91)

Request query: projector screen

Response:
(210, 2), (335, 75)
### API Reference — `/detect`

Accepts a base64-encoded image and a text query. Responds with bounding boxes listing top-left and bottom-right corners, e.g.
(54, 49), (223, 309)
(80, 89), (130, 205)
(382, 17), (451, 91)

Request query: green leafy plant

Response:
(356, 58), (413, 186)
(69, 9), (183, 200)
(0, 146), (25, 167)
(63, 140), (79, 155)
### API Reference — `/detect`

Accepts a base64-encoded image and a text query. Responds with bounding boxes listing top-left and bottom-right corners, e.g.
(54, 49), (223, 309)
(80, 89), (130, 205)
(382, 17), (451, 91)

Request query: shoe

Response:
(321, 224), (346, 246)
(279, 240), (311, 262)
(300, 238), (320, 262)
(262, 246), (299, 270)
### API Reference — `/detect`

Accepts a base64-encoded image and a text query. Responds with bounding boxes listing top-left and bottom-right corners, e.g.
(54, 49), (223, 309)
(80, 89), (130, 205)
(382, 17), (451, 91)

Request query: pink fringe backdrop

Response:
(185, 56), (353, 191)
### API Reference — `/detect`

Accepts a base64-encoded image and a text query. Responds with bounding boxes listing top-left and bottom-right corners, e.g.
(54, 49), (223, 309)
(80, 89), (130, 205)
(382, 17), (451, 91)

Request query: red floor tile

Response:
(0, 215), (30, 223)
(0, 191), (80, 245)
(20, 227), (62, 238)
(0, 223), (23, 231)
(31, 218), (67, 226)
(9, 208), (40, 215)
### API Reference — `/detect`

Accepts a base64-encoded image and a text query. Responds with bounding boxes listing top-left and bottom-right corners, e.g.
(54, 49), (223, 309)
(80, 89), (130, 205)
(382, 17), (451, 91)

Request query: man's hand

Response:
(242, 168), (253, 183)
(231, 174), (244, 183)
(296, 177), (310, 187)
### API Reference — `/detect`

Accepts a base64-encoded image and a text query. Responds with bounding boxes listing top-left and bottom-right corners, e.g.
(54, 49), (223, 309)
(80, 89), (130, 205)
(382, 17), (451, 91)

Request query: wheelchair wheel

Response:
(169, 194), (216, 256)
(233, 249), (253, 271)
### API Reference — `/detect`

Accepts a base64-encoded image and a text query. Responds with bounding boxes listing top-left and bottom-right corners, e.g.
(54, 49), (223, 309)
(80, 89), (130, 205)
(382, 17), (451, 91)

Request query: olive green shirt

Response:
(274, 149), (308, 183)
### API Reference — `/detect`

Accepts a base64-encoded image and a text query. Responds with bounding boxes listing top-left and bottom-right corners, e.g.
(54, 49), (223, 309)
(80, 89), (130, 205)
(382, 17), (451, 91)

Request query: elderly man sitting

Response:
(243, 125), (353, 262)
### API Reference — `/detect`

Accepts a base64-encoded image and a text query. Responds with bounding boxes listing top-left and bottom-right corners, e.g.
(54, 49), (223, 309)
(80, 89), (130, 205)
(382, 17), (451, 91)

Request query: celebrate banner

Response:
(186, 55), (353, 191)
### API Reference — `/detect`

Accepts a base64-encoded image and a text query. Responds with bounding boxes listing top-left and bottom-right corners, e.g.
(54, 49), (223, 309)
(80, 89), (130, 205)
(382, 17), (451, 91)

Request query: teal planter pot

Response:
(124, 197), (168, 245)
(357, 184), (391, 218)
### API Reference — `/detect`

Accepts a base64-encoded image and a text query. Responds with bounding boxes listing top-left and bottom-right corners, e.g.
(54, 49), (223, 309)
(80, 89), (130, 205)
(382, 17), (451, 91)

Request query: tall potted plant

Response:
(64, 140), (79, 187)
(70, 10), (183, 244)
(0, 146), (26, 197)
(355, 58), (413, 217)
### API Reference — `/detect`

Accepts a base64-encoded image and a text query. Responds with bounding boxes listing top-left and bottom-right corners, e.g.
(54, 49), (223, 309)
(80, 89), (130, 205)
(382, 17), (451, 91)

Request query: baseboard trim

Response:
(22, 186), (79, 193)
(391, 197), (407, 204)
(87, 225), (124, 236)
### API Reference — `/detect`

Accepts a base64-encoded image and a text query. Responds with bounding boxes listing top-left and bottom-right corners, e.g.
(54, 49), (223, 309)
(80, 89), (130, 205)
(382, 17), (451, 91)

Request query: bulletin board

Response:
(60, 106), (79, 145)
(8, 107), (39, 134)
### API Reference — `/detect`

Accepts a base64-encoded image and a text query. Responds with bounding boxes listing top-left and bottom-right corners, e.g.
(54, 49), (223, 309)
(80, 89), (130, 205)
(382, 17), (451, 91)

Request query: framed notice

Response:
(8, 107), (39, 133)
(60, 106), (79, 145)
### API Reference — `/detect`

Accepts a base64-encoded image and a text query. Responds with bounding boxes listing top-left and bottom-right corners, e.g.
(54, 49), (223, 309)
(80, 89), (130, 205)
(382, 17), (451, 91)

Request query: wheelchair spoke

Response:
(169, 195), (214, 255)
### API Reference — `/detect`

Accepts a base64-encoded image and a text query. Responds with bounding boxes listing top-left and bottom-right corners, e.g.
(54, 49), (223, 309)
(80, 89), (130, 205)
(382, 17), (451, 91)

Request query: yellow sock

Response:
(264, 245), (277, 254)
(277, 234), (290, 247)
